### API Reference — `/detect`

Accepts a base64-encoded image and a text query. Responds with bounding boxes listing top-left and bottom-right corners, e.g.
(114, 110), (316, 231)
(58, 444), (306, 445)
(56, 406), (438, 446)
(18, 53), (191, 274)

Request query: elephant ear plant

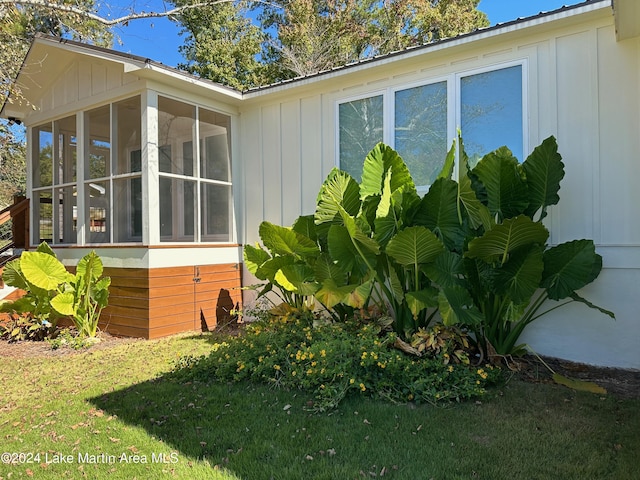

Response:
(1, 243), (110, 339)
(438, 136), (615, 356)
(244, 136), (613, 358)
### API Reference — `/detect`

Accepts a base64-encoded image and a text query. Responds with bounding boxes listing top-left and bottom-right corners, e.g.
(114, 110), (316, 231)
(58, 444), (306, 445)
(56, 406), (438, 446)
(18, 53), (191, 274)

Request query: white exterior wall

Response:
(237, 7), (640, 369)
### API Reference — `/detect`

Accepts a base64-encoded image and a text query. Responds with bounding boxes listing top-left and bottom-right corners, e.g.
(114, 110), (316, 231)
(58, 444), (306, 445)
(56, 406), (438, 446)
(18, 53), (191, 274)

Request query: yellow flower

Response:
(320, 349), (327, 357)
(361, 351), (368, 359)
(274, 365), (281, 371)
(359, 383), (366, 392)
(292, 370), (297, 376)
(350, 378), (355, 384)
(448, 365), (454, 373)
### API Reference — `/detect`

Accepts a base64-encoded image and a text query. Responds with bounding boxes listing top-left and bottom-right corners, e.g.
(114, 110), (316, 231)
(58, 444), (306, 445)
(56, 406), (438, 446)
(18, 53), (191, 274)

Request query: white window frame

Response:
(335, 60), (529, 189)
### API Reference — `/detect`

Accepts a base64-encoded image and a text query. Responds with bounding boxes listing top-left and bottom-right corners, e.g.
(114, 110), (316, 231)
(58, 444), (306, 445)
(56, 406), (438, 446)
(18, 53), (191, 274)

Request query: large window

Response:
(337, 63), (525, 186)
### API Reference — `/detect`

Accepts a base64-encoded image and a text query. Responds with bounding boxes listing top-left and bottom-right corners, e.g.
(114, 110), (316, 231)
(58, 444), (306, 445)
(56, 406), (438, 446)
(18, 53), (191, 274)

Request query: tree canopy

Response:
(175, 0), (489, 89)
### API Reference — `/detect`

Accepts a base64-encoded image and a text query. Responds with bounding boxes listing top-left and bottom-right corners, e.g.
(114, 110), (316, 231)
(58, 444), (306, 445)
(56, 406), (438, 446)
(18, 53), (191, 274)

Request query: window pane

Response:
(158, 96), (195, 175)
(395, 82), (448, 186)
(113, 176), (142, 242)
(201, 183), (231, 242)
(339, 96), (383, 181)
(55, 186), (77, 244)
(55, 115), (76, 184)
(159, 178), (195, 242)
(199, 109), (231, 182)
(461, 65), (523, 165)
(87, 181), (109, 243)
(34, 125), (53, 188)
(115, 96), (141, 174)
(34, 190), (53, 243)
(87, 105), (110, 179)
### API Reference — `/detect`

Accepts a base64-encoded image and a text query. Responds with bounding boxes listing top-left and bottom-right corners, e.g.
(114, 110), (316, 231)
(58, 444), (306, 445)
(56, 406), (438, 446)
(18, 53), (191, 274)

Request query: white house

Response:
(2, 0), (639, 369)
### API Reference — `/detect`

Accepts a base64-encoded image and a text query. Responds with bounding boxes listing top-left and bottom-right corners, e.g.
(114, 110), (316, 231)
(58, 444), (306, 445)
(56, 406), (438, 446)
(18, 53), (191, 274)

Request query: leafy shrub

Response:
(0, 313), (53, 342)
(172, 309), (501, 412)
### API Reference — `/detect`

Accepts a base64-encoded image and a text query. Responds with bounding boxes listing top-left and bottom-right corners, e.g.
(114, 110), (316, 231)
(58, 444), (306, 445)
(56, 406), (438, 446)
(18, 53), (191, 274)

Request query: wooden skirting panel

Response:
(100, 263), (242, 339)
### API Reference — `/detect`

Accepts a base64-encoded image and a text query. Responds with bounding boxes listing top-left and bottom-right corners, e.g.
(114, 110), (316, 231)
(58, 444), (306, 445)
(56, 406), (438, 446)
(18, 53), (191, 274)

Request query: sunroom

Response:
(2, 35), (243, 338)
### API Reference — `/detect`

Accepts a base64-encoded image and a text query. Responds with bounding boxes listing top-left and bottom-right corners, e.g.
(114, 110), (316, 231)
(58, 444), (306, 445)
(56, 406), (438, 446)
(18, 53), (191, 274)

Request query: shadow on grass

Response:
(88, 336), (640, 480)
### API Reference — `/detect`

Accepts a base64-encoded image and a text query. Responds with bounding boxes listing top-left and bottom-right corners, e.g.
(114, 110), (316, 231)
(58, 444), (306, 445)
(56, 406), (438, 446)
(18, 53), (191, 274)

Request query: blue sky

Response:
(110, 0), (582, 67)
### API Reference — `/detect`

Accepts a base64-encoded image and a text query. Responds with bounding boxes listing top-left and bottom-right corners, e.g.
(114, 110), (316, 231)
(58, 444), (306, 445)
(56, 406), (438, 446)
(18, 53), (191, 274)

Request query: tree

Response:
(176, 0), (489, 88)
(0, 123), (25, 208)
(175, 0), (267, 90)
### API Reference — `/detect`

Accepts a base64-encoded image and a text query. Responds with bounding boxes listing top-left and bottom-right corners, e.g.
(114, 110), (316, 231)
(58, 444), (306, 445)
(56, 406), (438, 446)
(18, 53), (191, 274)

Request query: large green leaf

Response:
(20, 251), (69, 291)
(436, 138), (456, 180)
(77, 251), (103, 281)
(522, 136), (565, 220)
(438, 287), (483, 326)
(465, 215), (549, 265)
(386, 226), (444, 268)
(315, 279), (356, 309)
(458, 146), (494, 231)
(1, 258), (27, 290)
(36, 241), (56, 257)
(360, 143), (415, 199)
(493, 245), (544, 304)
(406, 288), (439, 319)
(259, 222), (320, 259)
(255, 255), (297, 282)
(472, 146), (529, 220)
(243, 244), (271, 277)
(315, 168), (361, 225)
(50, 292), (75, 316)
(423, 250), (465, 288)
(414, 178), (465, 250)
(292, 215), (318, 242)
(275, 264), (317, 294)
(541, 240), (602, 300)
(327, 225), (376, 277)
(314, 253), (346, 284)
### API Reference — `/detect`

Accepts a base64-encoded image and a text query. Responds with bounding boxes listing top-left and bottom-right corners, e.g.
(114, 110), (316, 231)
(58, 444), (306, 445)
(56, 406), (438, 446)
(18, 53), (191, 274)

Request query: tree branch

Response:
(0, 0), (277, 27)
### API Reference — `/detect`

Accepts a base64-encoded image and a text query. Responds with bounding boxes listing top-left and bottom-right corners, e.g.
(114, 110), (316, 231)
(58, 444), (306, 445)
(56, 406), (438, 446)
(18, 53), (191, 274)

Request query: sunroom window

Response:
(337, 63), (526, 186)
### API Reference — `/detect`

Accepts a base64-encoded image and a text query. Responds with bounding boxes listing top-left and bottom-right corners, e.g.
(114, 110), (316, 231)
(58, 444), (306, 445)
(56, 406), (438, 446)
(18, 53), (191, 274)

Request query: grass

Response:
(0, 332), (638, 480)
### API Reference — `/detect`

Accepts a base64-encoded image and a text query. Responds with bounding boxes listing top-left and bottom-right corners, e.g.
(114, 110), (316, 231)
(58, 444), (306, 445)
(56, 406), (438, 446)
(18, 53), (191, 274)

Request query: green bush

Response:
(173, 308), (501, 411)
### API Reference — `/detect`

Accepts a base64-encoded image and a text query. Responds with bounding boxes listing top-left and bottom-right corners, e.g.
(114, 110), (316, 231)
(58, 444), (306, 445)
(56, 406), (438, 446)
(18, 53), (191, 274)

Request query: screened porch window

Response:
(32, 115), (77, 243)
(337, 63), (525, 186)
(157, 96), (233, 243)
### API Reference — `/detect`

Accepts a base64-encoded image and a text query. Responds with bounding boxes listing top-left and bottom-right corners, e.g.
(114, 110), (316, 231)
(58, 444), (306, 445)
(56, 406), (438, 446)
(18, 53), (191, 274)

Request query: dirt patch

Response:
(0, 331), (142, 358)
(513, 355), (640, 400)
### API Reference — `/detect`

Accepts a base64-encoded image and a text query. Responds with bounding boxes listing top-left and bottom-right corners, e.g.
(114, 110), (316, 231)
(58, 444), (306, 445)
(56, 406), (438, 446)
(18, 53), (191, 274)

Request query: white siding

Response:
(35, 58), (140, 118)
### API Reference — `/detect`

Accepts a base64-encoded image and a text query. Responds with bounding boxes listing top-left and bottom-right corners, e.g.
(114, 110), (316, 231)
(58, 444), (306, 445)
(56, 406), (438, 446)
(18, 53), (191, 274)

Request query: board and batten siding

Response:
(237, 10), (640, 369)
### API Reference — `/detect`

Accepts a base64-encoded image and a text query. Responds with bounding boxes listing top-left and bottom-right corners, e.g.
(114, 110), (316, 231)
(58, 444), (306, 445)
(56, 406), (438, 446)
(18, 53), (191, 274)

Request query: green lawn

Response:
(0, 333), (637, 479)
